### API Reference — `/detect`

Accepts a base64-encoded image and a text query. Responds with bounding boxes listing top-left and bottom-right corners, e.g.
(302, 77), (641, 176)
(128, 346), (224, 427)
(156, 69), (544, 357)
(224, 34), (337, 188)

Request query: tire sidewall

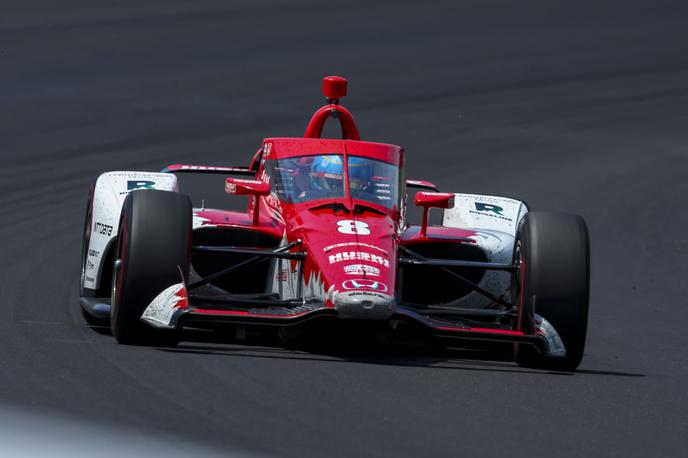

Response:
(110, 190), (191, 344)
(514, 212), (590, 371)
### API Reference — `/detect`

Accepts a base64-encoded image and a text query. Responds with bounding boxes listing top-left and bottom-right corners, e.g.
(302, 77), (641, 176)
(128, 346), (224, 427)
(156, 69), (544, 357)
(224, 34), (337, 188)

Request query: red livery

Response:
(80, 77), (590, 371)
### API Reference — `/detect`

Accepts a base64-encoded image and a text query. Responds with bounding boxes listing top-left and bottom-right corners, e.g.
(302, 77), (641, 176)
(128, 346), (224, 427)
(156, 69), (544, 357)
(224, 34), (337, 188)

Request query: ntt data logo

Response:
(342, 279), (388, 292)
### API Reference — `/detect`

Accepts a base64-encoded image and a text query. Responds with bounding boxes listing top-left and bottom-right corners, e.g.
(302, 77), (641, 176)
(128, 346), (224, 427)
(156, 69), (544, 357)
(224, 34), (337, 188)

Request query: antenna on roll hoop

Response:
(323, 75), (347, 105)
(304, 76), (361, 141)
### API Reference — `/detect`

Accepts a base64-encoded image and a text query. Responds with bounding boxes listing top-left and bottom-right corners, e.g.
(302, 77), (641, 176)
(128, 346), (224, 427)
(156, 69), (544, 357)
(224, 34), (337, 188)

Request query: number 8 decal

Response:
(337, 220), (371, 235)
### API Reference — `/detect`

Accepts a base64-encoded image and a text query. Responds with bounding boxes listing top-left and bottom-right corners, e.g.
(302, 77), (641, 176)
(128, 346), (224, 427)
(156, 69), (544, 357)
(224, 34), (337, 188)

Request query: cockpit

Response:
(266, 154), (400, 209)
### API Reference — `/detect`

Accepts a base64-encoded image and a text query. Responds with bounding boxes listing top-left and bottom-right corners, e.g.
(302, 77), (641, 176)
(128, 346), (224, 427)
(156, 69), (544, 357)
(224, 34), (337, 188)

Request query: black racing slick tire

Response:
(513, 212), (590, 371)
(110, 190), (192, 345)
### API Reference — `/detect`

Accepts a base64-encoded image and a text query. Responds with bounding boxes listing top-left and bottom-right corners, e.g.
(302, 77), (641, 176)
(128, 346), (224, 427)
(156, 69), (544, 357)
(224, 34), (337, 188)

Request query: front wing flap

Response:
(139, 282), (562, 357)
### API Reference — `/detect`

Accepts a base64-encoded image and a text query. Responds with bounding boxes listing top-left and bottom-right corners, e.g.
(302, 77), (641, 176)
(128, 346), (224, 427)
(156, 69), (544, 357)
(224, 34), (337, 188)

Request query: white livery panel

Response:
(442, 193), (528, 307)
(83, 171), (178, 291)
(443, 193), (528, 236)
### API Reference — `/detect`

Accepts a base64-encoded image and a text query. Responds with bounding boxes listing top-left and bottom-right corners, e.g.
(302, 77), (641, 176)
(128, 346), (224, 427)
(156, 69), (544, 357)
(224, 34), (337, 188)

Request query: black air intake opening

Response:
(401, 242), (487, 305)
(192, 227), (280, 294)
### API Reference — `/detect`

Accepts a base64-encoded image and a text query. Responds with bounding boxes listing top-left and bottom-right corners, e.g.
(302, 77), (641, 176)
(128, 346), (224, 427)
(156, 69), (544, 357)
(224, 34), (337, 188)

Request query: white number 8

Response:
(337, 220), (371, 235)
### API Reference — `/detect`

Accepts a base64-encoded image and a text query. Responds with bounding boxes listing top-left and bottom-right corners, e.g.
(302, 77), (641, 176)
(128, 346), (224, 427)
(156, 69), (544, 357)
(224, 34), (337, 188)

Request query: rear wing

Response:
(161, 164), (258, 213)
(161, 164), (255, 176)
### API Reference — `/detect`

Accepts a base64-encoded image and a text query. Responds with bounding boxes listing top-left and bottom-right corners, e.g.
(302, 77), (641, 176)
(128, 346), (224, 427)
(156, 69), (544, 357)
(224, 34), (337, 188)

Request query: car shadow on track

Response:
(82, 323), (644, 377)
(157, 329), (644, 378)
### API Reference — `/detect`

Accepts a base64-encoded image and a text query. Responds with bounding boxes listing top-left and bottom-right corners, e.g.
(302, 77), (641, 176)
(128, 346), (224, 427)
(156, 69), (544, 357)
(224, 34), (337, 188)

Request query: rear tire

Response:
(514, 212), (590, 371)
(111, 190), (191, 345)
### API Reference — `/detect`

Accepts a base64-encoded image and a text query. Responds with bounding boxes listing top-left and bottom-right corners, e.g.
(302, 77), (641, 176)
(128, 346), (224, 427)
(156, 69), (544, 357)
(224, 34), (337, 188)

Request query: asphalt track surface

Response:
(2, 1), (688, 456)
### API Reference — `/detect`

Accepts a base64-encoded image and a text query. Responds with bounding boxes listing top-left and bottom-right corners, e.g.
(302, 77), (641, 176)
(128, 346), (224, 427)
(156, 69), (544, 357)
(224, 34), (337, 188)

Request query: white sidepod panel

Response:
(83, 171), (178, 292)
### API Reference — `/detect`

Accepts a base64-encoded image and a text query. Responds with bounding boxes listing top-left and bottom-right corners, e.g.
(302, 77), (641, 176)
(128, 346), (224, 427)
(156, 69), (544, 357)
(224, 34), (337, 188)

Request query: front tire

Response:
(514, 212), (590, 371)
(111, 190), (191, 345)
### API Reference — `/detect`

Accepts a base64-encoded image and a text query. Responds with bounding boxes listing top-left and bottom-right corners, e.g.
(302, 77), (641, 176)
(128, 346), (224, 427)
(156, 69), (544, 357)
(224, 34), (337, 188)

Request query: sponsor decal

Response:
(344, 264), (380, 276)
(225, 178), (269, 194)
(342, 279), (388, 292)
(344, 291), (390, 300)
(470, 202), (513, 222)
(94, 222), (113, 237)
(86, 259), (95, 271)
(106, 172), (163, 179)
(322, 242), (388, 254)
(119, 180), (157, 195)
(262, 192), (285, 225)
(231, 178), (265, 184)
(180, 165), (244, 171)
(87, 249), (100, 257)
(336, 220), (371, 235)
(127, 180), (156, 191)
(475, 202), (503, 215)
(84, 275), (95, 283)
(329, 252), (389, 267)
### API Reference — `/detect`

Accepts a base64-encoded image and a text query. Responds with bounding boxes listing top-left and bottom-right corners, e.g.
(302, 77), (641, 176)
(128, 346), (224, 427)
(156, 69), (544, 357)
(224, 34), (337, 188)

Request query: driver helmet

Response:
(310, 155), (373, 192)
(311, 155), (344, 191)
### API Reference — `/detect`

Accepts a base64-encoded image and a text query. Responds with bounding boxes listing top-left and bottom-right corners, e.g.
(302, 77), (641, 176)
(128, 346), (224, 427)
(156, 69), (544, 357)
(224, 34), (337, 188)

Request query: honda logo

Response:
(342, 279), (388, 292)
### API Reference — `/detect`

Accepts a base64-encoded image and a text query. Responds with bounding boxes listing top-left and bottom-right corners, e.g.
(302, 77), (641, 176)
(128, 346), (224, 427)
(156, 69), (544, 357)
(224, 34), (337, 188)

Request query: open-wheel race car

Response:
(80, 76), (590, 371)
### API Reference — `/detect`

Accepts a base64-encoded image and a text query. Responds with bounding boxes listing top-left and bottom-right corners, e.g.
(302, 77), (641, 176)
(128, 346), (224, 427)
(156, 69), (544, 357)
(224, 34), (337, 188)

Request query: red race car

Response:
(80, 76), (590, 371)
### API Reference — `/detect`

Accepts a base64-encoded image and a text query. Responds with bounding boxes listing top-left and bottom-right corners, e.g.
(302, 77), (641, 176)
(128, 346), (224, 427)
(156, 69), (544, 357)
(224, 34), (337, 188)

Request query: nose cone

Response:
(293, 210), (397, 319)
(333, 279), (395, 320)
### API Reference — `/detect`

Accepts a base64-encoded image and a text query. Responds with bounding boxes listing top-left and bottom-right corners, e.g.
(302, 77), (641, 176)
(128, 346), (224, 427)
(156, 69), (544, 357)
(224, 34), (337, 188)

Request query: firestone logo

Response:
(342, 279), (388, 292)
